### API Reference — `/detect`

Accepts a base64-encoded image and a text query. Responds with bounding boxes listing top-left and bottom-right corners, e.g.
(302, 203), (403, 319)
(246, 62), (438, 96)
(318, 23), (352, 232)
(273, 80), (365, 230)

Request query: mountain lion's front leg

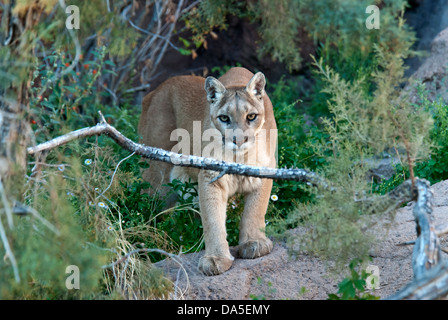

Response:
(197, 170), (234, 276)
(239, 178), (273, 259)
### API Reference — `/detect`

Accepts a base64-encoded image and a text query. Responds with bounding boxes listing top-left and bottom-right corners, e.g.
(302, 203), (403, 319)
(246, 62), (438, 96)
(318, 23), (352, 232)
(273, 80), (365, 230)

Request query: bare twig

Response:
(151, 0), (184, 71)
(396, 240), (416, 246)
(3, 0), (15, 46)
(124, 84), (151, 94)
(12, 201), (60, 236)
(0, 180), (14, 229)
(0, 215), (19, 283)
(209, 169), (227, 184)
(102, 247), (191, 299)
(435, 224), (448, 236)
(96, 151), (135, 200)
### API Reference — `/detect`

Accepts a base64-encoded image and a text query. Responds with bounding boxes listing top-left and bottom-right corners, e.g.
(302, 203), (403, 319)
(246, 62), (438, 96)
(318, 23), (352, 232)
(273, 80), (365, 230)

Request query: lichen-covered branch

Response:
(27, 113), (329, 189)
(386, 178), (447, 300)
(386, 260), (448, 300)
(411, 179), (442, 280)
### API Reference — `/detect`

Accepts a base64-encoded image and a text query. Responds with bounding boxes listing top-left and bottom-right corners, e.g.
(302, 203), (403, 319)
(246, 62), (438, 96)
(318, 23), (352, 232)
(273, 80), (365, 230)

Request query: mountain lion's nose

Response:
(232, 136), (249, 147)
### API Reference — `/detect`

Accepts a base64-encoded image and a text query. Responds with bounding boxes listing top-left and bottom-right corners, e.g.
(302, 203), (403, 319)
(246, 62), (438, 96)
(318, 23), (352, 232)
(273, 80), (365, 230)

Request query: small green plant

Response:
(158, 179), (203, 253)
(372, 163), (408, 195)
(249, 276), (278, 300)
(328, 259), (379, 300)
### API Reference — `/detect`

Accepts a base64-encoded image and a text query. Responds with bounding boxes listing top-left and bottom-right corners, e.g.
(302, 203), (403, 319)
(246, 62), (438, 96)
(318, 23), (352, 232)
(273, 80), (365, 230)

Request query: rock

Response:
(404, 26), (448, 104)
(155, 180), (448, 300)
(365, 151), (402, 182)
(404, 0), (448, 77)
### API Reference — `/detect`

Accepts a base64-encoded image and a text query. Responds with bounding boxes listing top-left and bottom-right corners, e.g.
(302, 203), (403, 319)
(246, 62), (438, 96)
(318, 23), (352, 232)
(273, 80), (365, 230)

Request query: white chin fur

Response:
(225, 142), (251, 151)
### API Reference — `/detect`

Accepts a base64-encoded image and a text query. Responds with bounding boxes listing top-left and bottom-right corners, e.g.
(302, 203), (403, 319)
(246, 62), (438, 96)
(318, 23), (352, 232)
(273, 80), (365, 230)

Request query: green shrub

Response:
(276, 41), (433, 268)
(414, 97), (448, 183)
(0, 174), (111, 299)
(0, 43), (176, 298)
(186, 0), (415, 73)
(374, 93), (448, 193)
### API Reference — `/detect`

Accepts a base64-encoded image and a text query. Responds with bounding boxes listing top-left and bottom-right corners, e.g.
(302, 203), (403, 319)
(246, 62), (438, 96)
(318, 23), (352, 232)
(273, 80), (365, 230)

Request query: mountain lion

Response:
(138, 67), (277, 275)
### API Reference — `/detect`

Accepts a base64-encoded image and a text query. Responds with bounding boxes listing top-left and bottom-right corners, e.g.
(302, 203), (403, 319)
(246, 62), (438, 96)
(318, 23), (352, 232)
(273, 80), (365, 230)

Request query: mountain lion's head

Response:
(205, 72), (266, 157)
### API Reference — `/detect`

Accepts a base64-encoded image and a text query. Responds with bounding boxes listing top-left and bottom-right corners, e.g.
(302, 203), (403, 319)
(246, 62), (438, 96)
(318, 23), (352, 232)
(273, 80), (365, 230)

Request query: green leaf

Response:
(62, 85), (78, 93)
(178, 36), (191, 47)
(178, 48), (192, 56)
(103, 69), (118, 76)
(354, 279), (366, 291)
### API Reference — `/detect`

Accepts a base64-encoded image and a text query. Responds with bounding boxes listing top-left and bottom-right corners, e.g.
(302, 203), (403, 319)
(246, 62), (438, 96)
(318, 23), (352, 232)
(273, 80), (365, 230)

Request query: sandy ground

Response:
(155, 180), (448, 300)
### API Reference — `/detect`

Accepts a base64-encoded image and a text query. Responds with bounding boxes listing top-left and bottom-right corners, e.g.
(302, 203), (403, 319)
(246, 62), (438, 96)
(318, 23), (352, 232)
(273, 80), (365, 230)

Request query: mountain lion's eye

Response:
(218, 115), (230, 123)
(247, 114), (257, 121)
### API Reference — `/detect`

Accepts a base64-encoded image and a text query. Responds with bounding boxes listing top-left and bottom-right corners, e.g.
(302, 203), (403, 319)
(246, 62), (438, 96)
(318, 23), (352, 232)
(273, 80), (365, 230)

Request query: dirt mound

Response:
(155, 180), (448, 300)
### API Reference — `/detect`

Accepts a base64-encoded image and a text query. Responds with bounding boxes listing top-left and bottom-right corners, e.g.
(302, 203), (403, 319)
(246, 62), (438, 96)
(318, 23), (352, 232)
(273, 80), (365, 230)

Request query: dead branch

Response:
(386, 260), (448, 300)
(27, 113), (329, 189)
(0, 214), (19, 283)
(386, 178), (447, 299)
(411, 179), (442, 279)
(106, 0), (187, 101)
(12, 201), (60, 236)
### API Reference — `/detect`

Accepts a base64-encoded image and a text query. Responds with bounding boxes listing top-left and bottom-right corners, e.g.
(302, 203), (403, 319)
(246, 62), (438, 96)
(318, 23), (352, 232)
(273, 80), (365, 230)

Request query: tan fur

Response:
(138, 67), (277, 275)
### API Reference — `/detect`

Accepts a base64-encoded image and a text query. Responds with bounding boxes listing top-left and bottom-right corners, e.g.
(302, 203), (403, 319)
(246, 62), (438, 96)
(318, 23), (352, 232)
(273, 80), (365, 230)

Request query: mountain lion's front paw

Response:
(239, 237), (273, 259)
(198, 255), (234, 276)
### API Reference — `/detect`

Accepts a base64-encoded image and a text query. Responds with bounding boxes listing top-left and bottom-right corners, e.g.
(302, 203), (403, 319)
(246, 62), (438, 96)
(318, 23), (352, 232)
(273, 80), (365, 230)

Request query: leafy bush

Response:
(1, 174), (110, 299)
(414, 97), (448, 183)
(0, 40), (177, 298)
(276, 40), (433, 267)
(186, 0), (415, 73)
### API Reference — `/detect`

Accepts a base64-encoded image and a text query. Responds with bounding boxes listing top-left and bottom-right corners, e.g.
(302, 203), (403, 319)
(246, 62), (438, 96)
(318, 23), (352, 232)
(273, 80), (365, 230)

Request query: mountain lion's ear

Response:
(246, 72), (266, 98)
(205, 77), (226, 103)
